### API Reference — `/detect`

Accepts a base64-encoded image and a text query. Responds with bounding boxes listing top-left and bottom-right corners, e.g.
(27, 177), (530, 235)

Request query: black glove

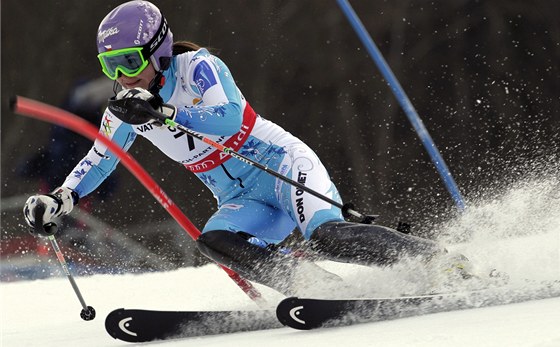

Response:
(107, 88), (177, 125)
(23, 187), (78, 237)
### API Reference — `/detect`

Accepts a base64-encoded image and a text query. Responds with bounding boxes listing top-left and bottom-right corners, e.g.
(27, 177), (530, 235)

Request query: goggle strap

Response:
(141, 14), (169, 59)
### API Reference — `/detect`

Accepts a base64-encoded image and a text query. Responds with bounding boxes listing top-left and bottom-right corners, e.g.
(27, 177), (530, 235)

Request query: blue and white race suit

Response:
(62, 49), (344, 244)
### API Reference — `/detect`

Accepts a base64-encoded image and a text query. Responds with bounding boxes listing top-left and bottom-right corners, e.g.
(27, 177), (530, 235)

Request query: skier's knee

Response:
(196, 230), (226, 253)
(196, 229), (274, 266)
(309, 221), (352, 250)
(196, 230), (239, 262)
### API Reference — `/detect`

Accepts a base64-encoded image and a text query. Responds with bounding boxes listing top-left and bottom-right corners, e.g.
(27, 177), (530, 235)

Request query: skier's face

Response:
(117, 63), (157, 90)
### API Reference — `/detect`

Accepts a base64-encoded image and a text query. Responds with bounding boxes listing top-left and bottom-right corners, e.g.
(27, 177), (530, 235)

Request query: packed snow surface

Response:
(2, 177), (559, 346)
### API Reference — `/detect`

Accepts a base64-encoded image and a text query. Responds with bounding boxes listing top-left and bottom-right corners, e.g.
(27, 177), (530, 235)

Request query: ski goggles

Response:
(97, 47), (150, 80)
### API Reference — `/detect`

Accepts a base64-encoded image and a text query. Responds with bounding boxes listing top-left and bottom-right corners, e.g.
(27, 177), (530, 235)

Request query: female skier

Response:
(23, 1), (472, 295)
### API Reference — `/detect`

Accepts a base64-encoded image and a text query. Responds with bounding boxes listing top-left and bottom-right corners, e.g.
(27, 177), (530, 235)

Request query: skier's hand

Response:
(23, 187), (77, 237)
(108, 88), (176, 125)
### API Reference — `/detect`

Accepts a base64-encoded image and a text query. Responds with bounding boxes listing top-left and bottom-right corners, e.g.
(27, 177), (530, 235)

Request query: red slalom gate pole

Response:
(11, 96), (264, 305)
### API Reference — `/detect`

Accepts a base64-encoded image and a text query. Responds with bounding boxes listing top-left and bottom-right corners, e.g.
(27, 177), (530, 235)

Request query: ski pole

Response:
(12, 96), (266, 306)
(336, 0), (466, 211)
(46, 234), (96, 321)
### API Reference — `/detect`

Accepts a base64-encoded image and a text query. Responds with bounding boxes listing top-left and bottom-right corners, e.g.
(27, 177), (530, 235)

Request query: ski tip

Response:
(276, 297), (318, 330)
(105, 308), (160, 343)
(104, 308), (126, 340)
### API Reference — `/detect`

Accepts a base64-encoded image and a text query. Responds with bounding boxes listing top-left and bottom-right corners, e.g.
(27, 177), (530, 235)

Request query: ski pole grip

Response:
(31, 202), (59, 237)
(342, 202), (378, 224)
(42, 222), (59, 236)
(341, 202), (359, 218)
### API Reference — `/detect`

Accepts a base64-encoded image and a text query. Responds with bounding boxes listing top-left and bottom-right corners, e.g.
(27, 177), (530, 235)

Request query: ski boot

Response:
(426, 251), (509, 293)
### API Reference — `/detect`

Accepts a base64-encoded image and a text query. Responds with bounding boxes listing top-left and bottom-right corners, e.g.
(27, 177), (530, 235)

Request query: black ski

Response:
(276, 280), (560, 330)
(105, 281), (560, 341)
(276, 294), (440, 330)
(105, 308), (280, 343)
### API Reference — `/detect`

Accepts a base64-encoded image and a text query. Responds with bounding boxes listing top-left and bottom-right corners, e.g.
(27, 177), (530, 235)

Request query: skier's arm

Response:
(62, 110), (137, 197)
(23, 109), (136, 235)
(172, 52), (243, 136)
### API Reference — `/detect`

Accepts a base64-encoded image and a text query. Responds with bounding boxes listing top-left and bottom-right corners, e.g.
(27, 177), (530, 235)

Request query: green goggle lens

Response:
(97, 47), (149, 80)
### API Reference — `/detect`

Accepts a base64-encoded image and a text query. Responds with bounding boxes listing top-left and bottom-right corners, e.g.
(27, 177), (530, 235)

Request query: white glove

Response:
(115, 88), (177, 124)
(23, 187), (77, 236)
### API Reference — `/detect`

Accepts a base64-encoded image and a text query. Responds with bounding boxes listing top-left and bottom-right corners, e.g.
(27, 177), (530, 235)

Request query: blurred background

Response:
(2, 1), (559, 280)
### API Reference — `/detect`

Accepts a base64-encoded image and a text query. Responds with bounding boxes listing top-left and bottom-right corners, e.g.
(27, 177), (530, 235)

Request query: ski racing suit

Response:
(62, 48), (345, 245)
(57, 48), (449, 294)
